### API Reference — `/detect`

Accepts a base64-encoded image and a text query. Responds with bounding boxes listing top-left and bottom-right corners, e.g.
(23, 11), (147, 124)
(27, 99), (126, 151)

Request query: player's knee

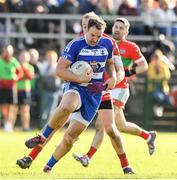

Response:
(104, 125), (116, 138)
(60, 105), (74, 115)
(63, 134), (75, 146)
(118, 123), (128, 133)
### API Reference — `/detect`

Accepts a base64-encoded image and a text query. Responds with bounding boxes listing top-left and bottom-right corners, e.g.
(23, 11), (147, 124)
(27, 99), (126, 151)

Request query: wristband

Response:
(125, 69), (136, 77)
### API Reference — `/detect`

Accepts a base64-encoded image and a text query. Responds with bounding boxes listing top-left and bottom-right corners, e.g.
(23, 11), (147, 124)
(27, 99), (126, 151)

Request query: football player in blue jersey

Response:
(22, 17), (117, 173)
(16, 13), (134, 175)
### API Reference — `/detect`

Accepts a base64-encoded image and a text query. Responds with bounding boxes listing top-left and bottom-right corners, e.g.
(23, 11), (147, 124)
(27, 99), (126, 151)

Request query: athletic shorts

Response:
(99, 99), (113, 110)
(18, 91), (32, 105)
(64, 83), (101, 126)
(112, 87), (129, 109)
(101, 90), (112, 101)
(0, 88), (18, 105)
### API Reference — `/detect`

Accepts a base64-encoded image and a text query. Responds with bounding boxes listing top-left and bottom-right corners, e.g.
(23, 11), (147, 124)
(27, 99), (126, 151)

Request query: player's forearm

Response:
(113, 55), (125, 83)
(116, 67), (125, 84)
(135, 57), (148, 74)
(105, 59), (117, 80)
(56, 68), (82, 83)
(56, 58), (81, 83)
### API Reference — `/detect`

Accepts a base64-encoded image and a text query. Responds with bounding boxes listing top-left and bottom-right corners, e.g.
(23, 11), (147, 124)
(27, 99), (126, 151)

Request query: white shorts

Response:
(64, 89), (90, 126)
(111, 87), (130, 109)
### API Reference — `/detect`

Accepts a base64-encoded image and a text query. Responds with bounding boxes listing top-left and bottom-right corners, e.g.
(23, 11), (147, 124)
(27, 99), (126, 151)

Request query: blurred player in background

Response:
(13, 50), (34, 131)
(0, 44), (23, 132)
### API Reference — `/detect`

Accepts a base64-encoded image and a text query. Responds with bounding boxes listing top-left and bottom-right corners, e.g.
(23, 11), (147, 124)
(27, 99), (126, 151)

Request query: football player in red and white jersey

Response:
(73, 12), (134, 174)
(73, 17), (156, 168)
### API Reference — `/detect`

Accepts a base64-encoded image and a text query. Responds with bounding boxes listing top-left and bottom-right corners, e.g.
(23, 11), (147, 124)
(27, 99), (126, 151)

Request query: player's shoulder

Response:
(102, 33), (114, 40)
(11, 57), (20, 64)
(65, 36), (85, 51)
(68, 36), (85, 45)
(28, 63), (34, 70)
(123, 39), (139, 49)
(100, 35), (113, 46)
(101, 35), (112, 42)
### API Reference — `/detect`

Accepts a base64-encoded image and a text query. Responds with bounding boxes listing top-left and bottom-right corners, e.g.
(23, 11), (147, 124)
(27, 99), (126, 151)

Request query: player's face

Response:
(82, 17), (89, 34)
(112, 21), (128, 41)
(86, 26), (102, 46)
(2, 45), (14, 60)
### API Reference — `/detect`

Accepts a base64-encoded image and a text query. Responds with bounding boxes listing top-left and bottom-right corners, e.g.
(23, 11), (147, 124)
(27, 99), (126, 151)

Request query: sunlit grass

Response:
(0, 129), (177, 179)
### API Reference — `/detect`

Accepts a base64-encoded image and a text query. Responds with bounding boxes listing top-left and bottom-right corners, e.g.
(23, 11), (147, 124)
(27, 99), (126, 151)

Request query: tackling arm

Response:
(104, 58), (117, 90)
(113, 55), (125, 84)
(134, 57), (148, 74)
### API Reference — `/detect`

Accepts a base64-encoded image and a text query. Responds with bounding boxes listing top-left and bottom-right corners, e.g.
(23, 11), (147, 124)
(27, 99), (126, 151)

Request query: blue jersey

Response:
(61, 35), (113, 83)
(62, 35), (113, 124)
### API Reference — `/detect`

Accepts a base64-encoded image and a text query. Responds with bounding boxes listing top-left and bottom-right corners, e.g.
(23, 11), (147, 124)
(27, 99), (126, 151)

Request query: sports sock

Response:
(86, 146), (97, 159)
(42, 125), (54, 139)
(46, 155), (58, 168)
(118, 153), (129, 168)
(28, 145), (42, 160)
(139, 130), (150, 140)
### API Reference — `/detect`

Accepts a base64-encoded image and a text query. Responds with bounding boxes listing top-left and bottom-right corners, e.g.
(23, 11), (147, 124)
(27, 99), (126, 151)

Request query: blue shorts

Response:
(64, 83), (101, 126)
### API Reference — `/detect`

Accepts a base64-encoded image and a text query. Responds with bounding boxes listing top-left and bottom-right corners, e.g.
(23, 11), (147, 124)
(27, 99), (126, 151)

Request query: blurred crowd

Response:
(0, 0), (176, 16)
(0, 0), (176, 36)
(0, 0), (177, 132)
(0, 0), (176, 57)
(0, 44), (64, 132)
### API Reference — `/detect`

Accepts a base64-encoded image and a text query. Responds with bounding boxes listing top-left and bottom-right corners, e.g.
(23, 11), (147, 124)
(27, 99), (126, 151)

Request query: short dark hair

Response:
(87, 18), (106, 31)
(114, 17), (130, 30)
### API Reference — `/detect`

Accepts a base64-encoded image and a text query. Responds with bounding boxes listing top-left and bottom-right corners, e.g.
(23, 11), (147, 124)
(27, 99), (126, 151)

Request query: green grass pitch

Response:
(0, 129), (177, 179)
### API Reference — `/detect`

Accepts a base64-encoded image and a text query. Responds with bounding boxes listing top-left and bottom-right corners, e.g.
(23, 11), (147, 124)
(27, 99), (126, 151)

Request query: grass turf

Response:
(0, 129), (177, 179)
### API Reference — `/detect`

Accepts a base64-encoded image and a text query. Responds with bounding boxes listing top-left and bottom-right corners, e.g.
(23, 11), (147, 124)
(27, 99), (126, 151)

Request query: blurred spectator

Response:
(116, 0), (139, 35)
(0, 44), (23, 132)
(25, 1), (49, 48)
(29, 48), (43, 128)
(79, 0), (101, 14)
(97, 0), (114, 15)
(173, 0), (177, 16)
(147, 49), (171, 116)
(46, 0), (60, 13)
(156, 34), (176, 64)
(0, 0), (8, 12)
(138, 0), (155, 35)
(57, 0), (81, 33)
(57, 0), (80, 14)
(117, 0), (137, 16)
(40, 50), (61, 128)
(97, 0), (114, 34)
(23, 0), (42, 13)
(7, 0), (26, 13)
(168, 85), (177, 107)
(152, 0), (176, 36)
(0, 0), (8, 39)
(13, 50), (34, 131)
(141, 33), (176, 66)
